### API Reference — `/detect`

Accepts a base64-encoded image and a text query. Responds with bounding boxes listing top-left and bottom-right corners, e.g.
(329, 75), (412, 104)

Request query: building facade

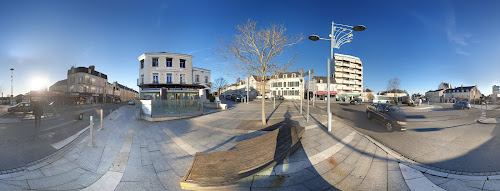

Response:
(52, 66), (138, 105)
(270, 72), (304, 100)
(493, 85), (500, 103)
(333, 54), (363, 100)
(137, 52), (211, 100)
(311, 76), (337, 100)
(443, 85), (481, 103)
(425, 82), (452, 102)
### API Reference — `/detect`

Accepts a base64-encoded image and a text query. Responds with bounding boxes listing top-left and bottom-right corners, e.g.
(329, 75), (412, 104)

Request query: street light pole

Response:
(309, 21), (365, 132)
(10, 68), (14, 105)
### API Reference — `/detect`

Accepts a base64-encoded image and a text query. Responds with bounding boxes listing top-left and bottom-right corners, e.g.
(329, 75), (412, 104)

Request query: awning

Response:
(315, 91), (337, 95)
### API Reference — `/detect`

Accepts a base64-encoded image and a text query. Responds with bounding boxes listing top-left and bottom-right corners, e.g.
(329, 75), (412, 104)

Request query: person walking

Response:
(33, 101), (42, 128)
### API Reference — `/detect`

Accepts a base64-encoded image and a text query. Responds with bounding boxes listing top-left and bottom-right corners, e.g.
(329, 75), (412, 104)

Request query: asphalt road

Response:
(0, 103), (126, 171)
(310, 101), (500, 172)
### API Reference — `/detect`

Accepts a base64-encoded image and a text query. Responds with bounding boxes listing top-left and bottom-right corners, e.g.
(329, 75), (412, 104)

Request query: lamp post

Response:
(10, 68), (14, 105)
(309, 22), (365, 131)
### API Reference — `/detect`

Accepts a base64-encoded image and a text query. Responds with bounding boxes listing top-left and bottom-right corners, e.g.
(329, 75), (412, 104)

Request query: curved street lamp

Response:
(309, 21), (365, 132)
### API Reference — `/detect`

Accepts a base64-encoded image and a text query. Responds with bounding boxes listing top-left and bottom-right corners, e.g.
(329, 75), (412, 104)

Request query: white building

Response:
(310, 76), (337, 100)
(270, 72), (304, 100)
(333, 54), (363, 100)
(443, 85), (481, 103)
(493, 85), (500, 103)
(137, 52), (211, 100)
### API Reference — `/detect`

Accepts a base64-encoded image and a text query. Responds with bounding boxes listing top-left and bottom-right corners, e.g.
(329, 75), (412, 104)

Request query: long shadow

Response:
(408, 122), (476, 132)
(265, 100), (284, 122)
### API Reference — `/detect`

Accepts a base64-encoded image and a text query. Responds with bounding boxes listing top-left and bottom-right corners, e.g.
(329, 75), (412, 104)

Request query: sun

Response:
(30, 77), (49, 91)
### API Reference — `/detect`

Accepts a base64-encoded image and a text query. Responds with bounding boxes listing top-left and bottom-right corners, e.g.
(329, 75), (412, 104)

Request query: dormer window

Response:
(292, 74), (296, 78)
(283, 74), (287, 78)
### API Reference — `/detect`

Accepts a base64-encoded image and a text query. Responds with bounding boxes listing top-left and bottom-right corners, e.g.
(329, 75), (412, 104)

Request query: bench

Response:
(180, 123), (305, 190)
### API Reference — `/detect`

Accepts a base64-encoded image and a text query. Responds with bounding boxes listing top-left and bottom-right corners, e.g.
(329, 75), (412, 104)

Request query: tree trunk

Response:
(261, 79), (266, 125)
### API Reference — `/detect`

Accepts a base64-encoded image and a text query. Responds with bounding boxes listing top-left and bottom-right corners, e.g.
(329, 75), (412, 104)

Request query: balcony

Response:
(355, 75), (362, 80)
(355, 81), (362, 85)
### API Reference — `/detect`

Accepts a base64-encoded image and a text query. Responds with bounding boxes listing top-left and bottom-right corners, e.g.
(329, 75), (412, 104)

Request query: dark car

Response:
(366, 103), (407, 132)
(453, 101), (471, 109)
(232, 95), (243, 102)
(350, 98), (362, 105)
(225, 95), (231, 100)
(8, 102), (32, 113)
(274, 95), (284, 100)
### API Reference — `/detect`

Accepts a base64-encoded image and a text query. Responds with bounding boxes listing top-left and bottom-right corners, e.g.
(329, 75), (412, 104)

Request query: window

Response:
(295, 90), (299, 95)
(166, 73), (172, 84)
(295, 82), (300, 87)
(140, 59), (144, 69)
(180, 74), (185, 84)
(153, 73), (159, 84)
(292, 73), (296, 77)
(205, 76), (208, 83)
(180, 59), (186, 68)
(166, 58), (172, 67)
(284, 90), (288, 95)
(152, 58), (158, 67)
(195, 75), (200, 82)
(283, 74), (287, 78)
(141, 75), (144, 84)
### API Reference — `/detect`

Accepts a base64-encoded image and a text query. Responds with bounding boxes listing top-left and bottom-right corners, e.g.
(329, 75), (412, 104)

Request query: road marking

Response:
(82, 129), (134, 191)
(40, 120), (78, 132)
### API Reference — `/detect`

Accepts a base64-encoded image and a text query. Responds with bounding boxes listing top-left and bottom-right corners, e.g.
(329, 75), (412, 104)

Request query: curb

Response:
(477, 118), (499, 124)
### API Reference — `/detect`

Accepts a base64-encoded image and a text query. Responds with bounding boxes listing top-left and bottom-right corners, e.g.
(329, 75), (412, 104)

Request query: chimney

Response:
(89, 65), (95, 71)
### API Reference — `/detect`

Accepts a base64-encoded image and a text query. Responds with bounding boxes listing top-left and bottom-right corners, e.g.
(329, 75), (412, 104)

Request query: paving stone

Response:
(334, 174), (362, 191)
(27, 168), (86, 190)
(357, 161), (387, 191)
(424, 174), (452, 185)
(43, 171), (101, 190)
(40, 161), (79, 177)
(0, 181), (26, 191)
(438, 179), (482, 191)
(140, 147), (152, 166)
(156, 170), (182, 190)
(307, 157), (337, 175)
(342, 150), (363, 165)
(167, 157), (193, 177)
(150, 151), (172, 173)
(483, 180), (500, 191)
(0, 179), (30, 189)
(3, 170), (45, 181)
(74, 146), (104, 172)
(388, 168), (410, 191)
(349, 152), (373, 179)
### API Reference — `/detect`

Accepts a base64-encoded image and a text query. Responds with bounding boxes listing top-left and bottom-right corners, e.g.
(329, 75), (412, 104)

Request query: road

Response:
(309, 101), (500, 172)
(0, 103), (127, 171)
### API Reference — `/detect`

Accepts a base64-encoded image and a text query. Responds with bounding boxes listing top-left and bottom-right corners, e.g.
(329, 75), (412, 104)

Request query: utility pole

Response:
(10, 68), (14, 105)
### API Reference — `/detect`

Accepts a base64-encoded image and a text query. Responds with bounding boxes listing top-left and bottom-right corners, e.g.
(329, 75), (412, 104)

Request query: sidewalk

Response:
(0, 101), (492, 190)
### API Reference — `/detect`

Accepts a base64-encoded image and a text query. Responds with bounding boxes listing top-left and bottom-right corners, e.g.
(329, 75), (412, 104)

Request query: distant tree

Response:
(387, 78), (401, 105)
(212, 77), (229, 97)
(367, 93), (374, 102)
(216, 19), (302, 125)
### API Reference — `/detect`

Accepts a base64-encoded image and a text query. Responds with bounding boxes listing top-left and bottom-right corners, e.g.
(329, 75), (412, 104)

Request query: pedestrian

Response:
(33, 101), (42, 128)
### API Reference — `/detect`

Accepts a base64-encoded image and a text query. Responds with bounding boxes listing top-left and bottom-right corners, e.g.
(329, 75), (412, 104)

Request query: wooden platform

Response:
(180, 123), (305, 190)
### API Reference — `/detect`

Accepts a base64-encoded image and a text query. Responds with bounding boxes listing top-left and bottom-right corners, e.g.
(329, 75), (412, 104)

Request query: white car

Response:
(256, 95), (263, 99)
(128, 100), (135, 105)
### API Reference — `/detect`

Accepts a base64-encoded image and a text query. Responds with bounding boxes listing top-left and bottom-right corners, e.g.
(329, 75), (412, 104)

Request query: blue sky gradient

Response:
(1, 0), (500, 96)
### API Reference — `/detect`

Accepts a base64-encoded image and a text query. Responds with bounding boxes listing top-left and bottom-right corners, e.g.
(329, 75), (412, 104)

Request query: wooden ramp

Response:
(180, 123), (305, 190)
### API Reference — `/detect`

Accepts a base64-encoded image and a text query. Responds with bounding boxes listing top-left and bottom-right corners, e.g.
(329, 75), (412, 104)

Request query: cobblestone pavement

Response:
(0, 100), (494, 190)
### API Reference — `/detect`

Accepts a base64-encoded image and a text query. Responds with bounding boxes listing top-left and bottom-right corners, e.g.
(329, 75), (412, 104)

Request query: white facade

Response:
(137, 52), (211, 99)
(333, 54), (363, 99)
(270, 72), (304, 100)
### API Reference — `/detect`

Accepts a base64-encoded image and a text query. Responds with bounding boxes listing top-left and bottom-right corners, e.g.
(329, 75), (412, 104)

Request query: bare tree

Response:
(212, 77), (229, 97)
(387, 78), (401, 104)
(217, 19), (303, 125)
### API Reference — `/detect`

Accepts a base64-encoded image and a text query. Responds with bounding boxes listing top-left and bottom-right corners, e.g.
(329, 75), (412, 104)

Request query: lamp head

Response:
(308, 35), (320, 41)
(352, 25), (366, 31)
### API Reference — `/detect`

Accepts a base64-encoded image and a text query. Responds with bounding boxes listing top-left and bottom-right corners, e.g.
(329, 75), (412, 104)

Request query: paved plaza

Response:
(0, 100), (497, 190)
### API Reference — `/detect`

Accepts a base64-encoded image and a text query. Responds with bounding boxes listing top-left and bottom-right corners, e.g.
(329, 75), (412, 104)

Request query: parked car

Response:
(128, 100), (135, 105)
(274, 95), (284, 100)
(225, 95), (232, 100)
(453, 101), (471, 109)
(231, 94), (243, 102)
(256, 95), (263, 99)
(8, 102), (32, 113)
(366, 103), (407, 132)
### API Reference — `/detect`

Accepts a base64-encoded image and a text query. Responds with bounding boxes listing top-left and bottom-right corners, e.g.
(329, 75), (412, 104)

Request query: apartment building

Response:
(333, 54), (363, 100)
(443, 85), (481, 103)
(270, 72), (304, 100)
(137, 52), (211, 100)
(64, 66), (138, 104)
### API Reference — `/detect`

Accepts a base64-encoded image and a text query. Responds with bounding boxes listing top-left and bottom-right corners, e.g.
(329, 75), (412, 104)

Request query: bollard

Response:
(100, 109), (103, 130)
(88, 116), (95, 146)
(274, 97), (276, 109)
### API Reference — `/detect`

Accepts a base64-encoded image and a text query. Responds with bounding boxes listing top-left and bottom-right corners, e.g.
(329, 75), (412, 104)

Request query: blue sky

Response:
(1, 0), (500, 96)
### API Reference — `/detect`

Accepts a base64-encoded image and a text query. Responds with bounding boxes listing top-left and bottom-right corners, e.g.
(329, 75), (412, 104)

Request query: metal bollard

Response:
(274, 97), (276, 109)
(88, 116), (95, 146)
(100, 109), (103, 130)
